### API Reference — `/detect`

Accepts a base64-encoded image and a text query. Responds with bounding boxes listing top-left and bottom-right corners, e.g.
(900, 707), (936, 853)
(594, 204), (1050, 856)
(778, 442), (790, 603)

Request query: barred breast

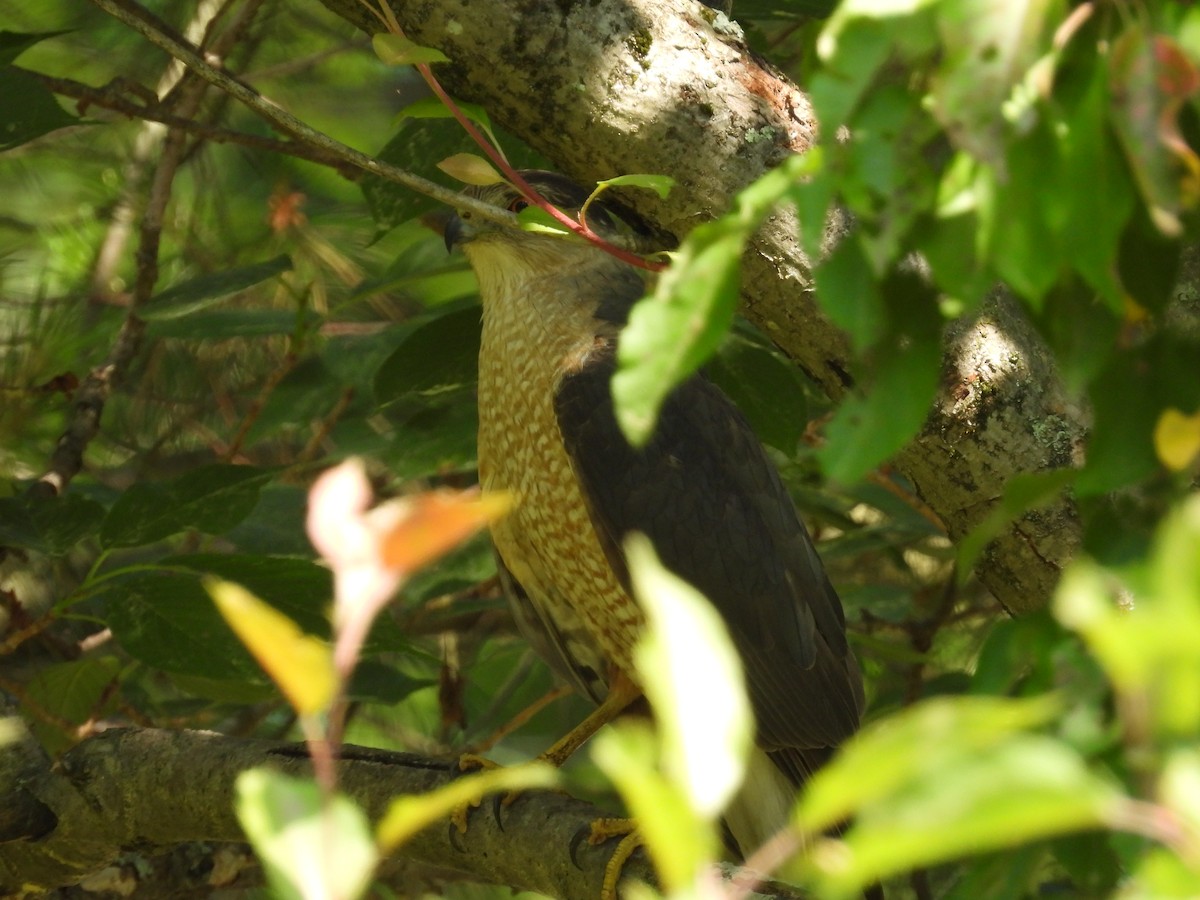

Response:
(476, 278), (642, 689)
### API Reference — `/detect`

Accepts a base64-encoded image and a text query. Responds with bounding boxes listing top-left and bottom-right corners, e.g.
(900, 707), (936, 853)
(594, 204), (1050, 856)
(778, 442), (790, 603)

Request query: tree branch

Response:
(313, 0), (1084, 615)
(0, 723), (806, 900)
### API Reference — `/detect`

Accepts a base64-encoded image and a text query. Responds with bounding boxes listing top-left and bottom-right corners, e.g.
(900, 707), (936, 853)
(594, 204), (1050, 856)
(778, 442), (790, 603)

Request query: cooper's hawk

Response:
(445, 170), (865, 859)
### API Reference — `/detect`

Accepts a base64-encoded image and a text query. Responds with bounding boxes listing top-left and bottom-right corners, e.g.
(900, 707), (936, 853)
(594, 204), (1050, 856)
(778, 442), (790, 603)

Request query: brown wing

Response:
(553, 341), (864, 752)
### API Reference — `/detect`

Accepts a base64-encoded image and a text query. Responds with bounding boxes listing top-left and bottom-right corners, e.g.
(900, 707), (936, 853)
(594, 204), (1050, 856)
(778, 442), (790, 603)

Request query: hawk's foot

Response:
(583, 817), (642, 900)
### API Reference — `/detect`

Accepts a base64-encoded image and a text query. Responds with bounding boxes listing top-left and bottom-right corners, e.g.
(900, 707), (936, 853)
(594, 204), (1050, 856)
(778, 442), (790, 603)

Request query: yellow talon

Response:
(587, 818), (641, 900)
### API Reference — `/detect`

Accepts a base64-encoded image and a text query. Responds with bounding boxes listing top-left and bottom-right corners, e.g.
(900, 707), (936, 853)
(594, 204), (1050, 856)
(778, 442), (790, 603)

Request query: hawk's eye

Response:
(508, 197), (529, 213)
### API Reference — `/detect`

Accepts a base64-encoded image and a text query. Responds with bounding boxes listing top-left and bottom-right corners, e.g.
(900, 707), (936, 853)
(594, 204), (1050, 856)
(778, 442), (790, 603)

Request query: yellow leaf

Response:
(371, 33), (449, 66)
(376, 762), (555, 852)
(208, 578), (336, 716)
(1154, 408), (1200, 471)
(381, 489), (511, 573)
(436, 153), (504, 186)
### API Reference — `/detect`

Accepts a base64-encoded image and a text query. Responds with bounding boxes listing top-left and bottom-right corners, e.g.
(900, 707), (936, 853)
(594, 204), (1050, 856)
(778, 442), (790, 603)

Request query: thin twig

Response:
(364, 0), (665, 272)
(87, 0), (523, 231)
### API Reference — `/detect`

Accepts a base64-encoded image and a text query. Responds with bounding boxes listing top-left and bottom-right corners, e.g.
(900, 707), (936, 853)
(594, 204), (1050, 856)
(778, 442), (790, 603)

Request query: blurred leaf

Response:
(0, 67), (81, 151)
(237, 769), (376, 900)
(0, 492), (105, 554)
(379, 489), (511, 574)
(798, 694), (1061, 832)
(100, 464), (275, 548)
(398, 96), (491, 131)
(592, 722), (711, 895)
(377, 761), (555, 852)
(819, 277), (941, 483)
(625, 534), (753, 819)
(814, 236), (885, 350)
(141, 255), (292, 321)
(1153, 407), (1200, 471)
(813, 17), (897, 128)
(804, 735), (1119, 894)
(1132, 846), (1200, 897)
(0, 30), (72, 65)
(613, 159), (800, 444)
(208, 578), (335, 716)
(372, 33), (449, 65)
(928, 0), (1053, 171)
(436, 152), (502, 186)
(1109, 26), (1184, 236)
(1057, 498), (1200, 739)
(987, 122), (1061, 305)
(1056, 57), (1134, 310)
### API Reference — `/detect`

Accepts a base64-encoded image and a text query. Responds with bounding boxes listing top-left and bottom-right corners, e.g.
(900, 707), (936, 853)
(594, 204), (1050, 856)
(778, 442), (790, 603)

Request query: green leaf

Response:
(804, 736), (1119, 894)
(100, 464), (275, 548)
(927, 0), (1054, 171)
(377, 762), (556, 851)
(819, 278), (942, 483)
(140, 255), (292, 321)
(706, 327), (809, 452)
(237, 770), (377, 900)
(1109, 26), (1183, 236)
(0, 67), (81, 151)
(98, 554), (379, 685)
(987, 122), (1062, 306)
(24, 656), (124, 753)
(146, 308), (317, 340)
(372, 33), (449, 66)
(373, 303), (481, 407)
(397, 96), (492, 132)
(595, 174), (676, 199)
(612, 159), (803, 445)
(1056, 58), (1134, 311)
(798, 694), (1061, 832)
(592, 722), (712, 895)
(613, 219), (743, 445)
(102, 569), (266, 681)
(0, 30), (72, 65)
(0, 492), (105, 554)
(814, 236), (885, 350)
(516, 204), (571, 235)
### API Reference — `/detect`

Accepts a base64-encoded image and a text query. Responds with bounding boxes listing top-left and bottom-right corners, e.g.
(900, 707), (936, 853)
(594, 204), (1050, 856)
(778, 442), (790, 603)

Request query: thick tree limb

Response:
(316, 0), (1085, 614)
(0, 723), (646, 898)
(0, 723), (808, 899)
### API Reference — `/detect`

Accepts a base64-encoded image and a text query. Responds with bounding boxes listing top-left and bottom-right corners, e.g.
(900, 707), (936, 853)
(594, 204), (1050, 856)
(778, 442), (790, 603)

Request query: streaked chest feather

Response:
(475, 274), (641, 674)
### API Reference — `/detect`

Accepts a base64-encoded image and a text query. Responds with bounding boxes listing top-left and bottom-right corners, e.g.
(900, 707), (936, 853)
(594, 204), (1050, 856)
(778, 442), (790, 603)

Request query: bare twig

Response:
(87, 0), (523, 230)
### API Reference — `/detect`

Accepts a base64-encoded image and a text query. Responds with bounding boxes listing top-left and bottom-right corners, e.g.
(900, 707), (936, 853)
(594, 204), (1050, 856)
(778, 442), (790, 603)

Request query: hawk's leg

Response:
(450, 673), (642, 833)
(538, 671), (640, 768)
(582, 817), (642, 900)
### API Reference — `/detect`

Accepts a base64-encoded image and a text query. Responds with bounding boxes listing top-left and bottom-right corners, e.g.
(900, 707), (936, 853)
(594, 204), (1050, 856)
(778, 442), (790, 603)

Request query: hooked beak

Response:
(443, 213), (464, 253)
(419, 209), (462, 253)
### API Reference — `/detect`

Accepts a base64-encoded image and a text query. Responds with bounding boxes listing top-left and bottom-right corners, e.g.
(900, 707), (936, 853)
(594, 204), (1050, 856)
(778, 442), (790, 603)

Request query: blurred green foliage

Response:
(1, 0), (1199, 898)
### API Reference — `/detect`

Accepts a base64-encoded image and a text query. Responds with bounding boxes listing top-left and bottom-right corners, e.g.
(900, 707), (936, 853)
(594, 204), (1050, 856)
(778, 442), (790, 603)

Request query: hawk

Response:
(445, 170), (865, 861)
